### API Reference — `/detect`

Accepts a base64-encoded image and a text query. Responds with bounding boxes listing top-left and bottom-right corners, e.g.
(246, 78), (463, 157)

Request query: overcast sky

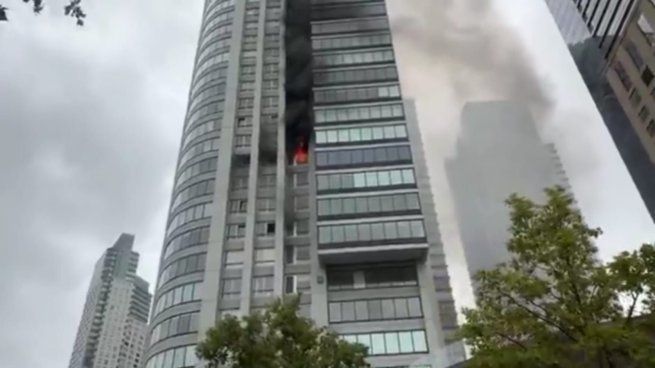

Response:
(0, 1), (653, 367)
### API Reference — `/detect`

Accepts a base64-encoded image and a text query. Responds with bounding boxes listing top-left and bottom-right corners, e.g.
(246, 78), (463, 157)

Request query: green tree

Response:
(0, 0), (85, 25)
(460, 186), (655, 368)
(197, 296), (370, 368)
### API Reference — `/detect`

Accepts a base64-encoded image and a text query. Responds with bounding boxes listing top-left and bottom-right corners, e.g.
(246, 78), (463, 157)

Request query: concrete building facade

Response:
(69, 234), (152, 368)
(446, 101), (573, 285)
(142, 0), (465, 367)
(544, 0), (655, 222)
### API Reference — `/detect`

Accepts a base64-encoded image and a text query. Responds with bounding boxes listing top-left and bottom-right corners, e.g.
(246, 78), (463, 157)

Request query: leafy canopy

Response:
(0, 0), (85, 25)
(459, 186), (655, 368)
(197, 296), (370, 368)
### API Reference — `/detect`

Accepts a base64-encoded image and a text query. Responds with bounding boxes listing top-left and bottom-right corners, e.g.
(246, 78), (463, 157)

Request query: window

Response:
(294, 172), (308, 186)
(222, 278), (242, 297)
(235, 134), (251, 148)
(163, 226), (210, 259)
(144, 345), (198, 368)
(285, 275), (297, 294)
(629, 89), (642, 107)
(613, 61), (632, 91)
(226, 223), (246, 239)
(340, 330), (427, 356)
(294, 195), (309, 210)
(638, 13), (655, 46)
(255, 222), (276, 236)
(312, 17), (389, 35)
(252, 276), (274, 296)
(312, 32), (391, 51)
(153, 282), (203, 316)
(327, 265), (417, 291)
(224, 250), (244, 268)
(316, 145), (411, 168)
(182, 120), (220, 149)
(179, 138), (220, 169)
(149, 312), (199, 344)
(229, 199), (247, 213)
(329, 297), (422, 323)
(314, 84), (400, 104)
(171, 179), (215, 211)
(624, 39), (644, 70)
(288, 219), (309, 236)
(255, 248), (275, 265)
(159, 253), (207, 285)
(257, 198), (276, 212)
(285, 246), (295, 264)
(167, 202), (212, 236)
(317, 169), (415, 192)
(176, 157), (218, 186)
(232, 176), (248, 190)
(639, 106), (650, 122)
(314, 65), (398, 86)
(647, 120), (655, 137)
(315, 103), (404, 124)
(316, 124), (407, 145)
(643, 66), (654, 86)
(259, 173), (276, 187)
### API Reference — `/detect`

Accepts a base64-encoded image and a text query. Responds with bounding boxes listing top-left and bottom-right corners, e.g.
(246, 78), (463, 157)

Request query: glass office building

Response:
(545, 0), (655, 222)
(142, 1), (465, 367)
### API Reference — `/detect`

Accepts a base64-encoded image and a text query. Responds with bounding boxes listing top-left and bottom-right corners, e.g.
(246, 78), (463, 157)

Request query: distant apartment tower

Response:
(446, 101), (573, 283)
(68, 234), (152, 368)
(142, 0), (465, 367)
(544, 0), (655, 222)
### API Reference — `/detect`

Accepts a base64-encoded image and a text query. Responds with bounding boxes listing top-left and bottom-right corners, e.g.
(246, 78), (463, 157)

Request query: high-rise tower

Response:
(68, 234), (152, 368)
(446, 101), (574, 287)
(544, 0), (655, 222)
(143, 1), (464, 367)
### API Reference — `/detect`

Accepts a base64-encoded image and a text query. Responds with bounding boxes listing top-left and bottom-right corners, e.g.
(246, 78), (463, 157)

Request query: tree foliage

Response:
(0, 0), (85, 25)
(197, 296), (370, 368)
(459, 186), (655, 368)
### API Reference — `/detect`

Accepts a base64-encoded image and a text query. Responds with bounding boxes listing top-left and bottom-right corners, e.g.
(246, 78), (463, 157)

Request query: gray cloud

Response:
(0, 1), (202, 367)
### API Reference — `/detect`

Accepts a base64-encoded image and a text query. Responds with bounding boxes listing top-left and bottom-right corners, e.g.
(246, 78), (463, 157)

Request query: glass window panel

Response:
(316, 131), (326, 143)
(358, 223), (371, 241)
(350, 128), (361, 141)
(329, 174), (341, 190)
(317, 175), (329, 190)
(406, 193), (420, 209)
(330, 198), (342, 215)
(365, 171), (378, 187)
(395, 125), (407, 137)
(353, 173), (366, 188)
(397, 221), (411, 238)
(341, 301), (355, 321)
(368, 299), (382, 319)
(381, 299), (395, 319)
(408, 297), (422, 317)
(344, 334), (357, 344)
(173, 287), (183, 304)
(370, 223), (385, 240)
(355, 300), (368, 321)
(331, 226), (345, 243)
(185, 346), (197, 366)
(383, 125), (396, 138)
(411, 221), (426, 238)
(319, 227), (331, 244)
(342, 173), (354, 189)
(318, 200), (330, 216)
(372, 127), (384, 140)
(402, 169), (415, 184)
(394, 298), (409, 318)
(412, 330), (427, 352)
(342, 198), (355, 214)
(357, 334), (372, 352)
(361, 127), (372, 141)
(398, 331), (414, 353)
(163, 349), (174, 368)
(371, 333), (386, 355)
(378, 170), (391, 186)
(384, 222), (398, 239)
(329, 302), (342, 322)
(344, 224), (358, 242)
(385, 332), (400, 354)
(390, 170), (403, 185)
(355, 197), (368, 213)
(327, 130), (338, 143)
(338, 129), (349, 142)
(368, 196), (381, 213)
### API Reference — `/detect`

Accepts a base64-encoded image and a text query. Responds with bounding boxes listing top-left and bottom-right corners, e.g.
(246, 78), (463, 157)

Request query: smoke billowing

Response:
(388, 0), (554, 119)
